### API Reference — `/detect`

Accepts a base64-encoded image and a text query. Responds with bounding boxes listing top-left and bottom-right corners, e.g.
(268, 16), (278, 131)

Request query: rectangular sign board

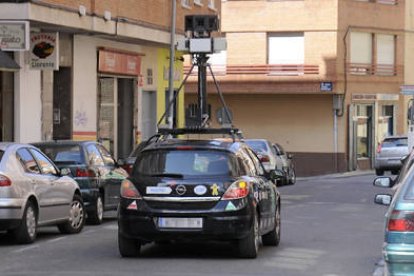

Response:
(0, 21), (30, 51)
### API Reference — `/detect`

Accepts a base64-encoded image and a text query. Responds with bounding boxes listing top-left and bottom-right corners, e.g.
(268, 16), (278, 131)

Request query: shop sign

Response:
(98, 49), (141, 76)
(30, 32), (59, 70)
(0, 21), (30, 51)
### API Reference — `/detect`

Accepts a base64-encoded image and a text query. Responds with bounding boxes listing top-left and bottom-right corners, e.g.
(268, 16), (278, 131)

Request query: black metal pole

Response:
(197, 54), (208, 126)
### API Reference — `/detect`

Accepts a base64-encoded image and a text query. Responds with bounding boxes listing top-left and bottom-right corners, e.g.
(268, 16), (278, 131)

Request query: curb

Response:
(297, 170), (375, 181)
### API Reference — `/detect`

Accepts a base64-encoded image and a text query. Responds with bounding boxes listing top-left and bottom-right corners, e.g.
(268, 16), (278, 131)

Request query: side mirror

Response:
(374, 194), (392, 206)
(373, 177), (393, 188)
(401, 155), (408, 164)
(60, 167), (72, 176)
(268, 169), (284, 184)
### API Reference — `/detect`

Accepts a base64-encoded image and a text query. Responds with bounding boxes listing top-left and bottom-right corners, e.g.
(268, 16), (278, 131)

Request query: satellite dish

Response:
(216, 107), (233, 126)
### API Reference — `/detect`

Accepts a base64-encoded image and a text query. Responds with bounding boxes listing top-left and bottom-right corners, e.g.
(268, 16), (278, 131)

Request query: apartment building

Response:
(184, 0), (406, 176)
(0, 0), (219, 159)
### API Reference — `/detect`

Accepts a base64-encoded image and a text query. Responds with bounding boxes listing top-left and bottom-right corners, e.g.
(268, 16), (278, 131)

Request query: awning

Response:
(0, 50), (20, 72)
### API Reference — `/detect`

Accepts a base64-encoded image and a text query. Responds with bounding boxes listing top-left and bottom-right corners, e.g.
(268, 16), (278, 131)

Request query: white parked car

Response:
(0, 143), (85, 244)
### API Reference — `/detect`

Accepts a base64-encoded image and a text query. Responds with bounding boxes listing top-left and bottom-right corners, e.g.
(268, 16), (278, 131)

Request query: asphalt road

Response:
(0, 172), (386, 276)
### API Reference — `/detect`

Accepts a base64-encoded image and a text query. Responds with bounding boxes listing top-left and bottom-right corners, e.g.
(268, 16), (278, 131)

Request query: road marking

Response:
(46, 237), (66, 243)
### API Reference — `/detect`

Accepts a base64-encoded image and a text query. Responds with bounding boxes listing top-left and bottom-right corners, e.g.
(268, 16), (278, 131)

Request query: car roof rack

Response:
(156, 127), (243, 142)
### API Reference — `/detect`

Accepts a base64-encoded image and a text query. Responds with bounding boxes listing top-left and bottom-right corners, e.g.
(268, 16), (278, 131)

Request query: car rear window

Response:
(382, 138), (408, 148)
(36, 145), (84, 164)
(134, 149), (234, 177)
(245, 140), (269, 153)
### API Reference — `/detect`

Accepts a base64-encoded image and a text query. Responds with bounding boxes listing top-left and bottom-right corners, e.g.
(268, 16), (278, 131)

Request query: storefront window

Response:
(356, 104), (373, 158)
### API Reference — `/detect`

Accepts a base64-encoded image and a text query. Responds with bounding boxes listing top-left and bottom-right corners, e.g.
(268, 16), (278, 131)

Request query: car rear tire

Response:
(375, 169), (384, 176)
(262, 203), (281, 246)
(118, 231), (141, 257)
(13, 201), (37, 244)
(57, 194), (85, 234)
(237, 212), (260, 258)
(87, 195), (104, 225)
(288, 168), (296, 185)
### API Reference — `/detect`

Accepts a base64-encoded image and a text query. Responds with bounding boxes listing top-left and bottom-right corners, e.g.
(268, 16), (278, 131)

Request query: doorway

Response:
(53, 67), (72, 140)
(98, 77), (135, 159)
(0, 71), (14, 141)
(352, 104), (375, 170)
(142, 91), (157, 140)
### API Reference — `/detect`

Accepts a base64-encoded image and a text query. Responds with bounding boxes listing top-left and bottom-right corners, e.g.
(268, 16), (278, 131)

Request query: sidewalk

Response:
(297, 170), (375, 181)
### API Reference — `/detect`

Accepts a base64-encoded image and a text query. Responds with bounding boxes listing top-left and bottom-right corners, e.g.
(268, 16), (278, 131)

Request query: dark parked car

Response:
(118, 141), (149, 175)
(32, 141), (128, 225)
(118, 131), (281, 258)
(374, 135), (408, 176)
(0, 143), (84, 244)
(272, 143), (296, 185)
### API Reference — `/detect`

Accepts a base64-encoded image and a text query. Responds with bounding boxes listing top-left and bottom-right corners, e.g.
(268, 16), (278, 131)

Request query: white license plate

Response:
(158, 217), (203, 229)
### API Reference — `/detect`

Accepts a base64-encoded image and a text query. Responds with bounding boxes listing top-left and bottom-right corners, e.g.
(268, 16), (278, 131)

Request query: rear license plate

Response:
(158, 217), (203, 229)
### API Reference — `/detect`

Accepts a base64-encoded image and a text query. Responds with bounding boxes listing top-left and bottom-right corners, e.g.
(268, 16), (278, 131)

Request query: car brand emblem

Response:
(176, 184), (187, 195)
(194, 185), (207, 195)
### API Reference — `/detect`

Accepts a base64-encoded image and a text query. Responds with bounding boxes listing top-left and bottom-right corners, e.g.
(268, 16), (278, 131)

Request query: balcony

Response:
(184, 64), (319, 77)
(347, 63), (401, 76)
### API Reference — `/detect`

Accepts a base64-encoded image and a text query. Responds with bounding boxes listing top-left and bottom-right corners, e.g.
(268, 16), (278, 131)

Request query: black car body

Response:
(118, 138), (281, 258)
(32, 141), (128, 224)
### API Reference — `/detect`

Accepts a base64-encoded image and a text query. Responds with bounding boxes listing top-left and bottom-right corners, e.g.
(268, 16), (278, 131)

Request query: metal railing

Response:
(347, 63), (400, 76)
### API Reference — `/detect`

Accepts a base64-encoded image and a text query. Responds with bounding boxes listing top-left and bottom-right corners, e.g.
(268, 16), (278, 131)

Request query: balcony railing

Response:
(184, 64), (319, 76)
(347, 63), (399, 76)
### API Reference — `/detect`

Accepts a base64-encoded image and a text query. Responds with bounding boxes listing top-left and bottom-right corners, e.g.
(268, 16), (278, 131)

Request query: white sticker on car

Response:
(194, 185), (207, 195)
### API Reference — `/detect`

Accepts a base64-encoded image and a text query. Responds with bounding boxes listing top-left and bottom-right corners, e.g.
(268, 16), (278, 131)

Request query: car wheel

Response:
(375, 169), (384, 176)
(262, 203), (281, 246)
(237, 212), (260, 258)
(87, 195), (104, 225)
(288, 168), (296, 185)
(57, 194), (85, 234)
(13, 201), (37, 244)
(118, 231), (141, 257)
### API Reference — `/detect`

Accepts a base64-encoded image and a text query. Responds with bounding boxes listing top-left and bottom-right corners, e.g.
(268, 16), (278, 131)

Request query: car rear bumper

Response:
(0, 198), (23, 220)
(374, 158), (403, 170)
(80, 188), (99, 213)
(118, 198), (254, 243)
(384, 243), (414, 275)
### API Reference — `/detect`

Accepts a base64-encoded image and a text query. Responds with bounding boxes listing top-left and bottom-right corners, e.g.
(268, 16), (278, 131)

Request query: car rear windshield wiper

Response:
(148, 173), (184, 178)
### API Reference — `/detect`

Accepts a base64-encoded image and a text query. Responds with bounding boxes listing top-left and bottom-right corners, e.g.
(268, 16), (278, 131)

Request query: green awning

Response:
(0, 50), (20, 72)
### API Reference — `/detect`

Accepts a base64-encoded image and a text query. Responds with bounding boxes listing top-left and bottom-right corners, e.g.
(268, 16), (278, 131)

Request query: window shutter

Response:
(376, 34), (395, 65)
(268, 33), (304, 64)
(350, 32), (372, 64)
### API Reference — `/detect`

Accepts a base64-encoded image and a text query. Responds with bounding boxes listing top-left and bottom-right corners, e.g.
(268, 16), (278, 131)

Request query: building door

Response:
(353, 104), (375, 170)
(53, 67), (72, 140)
(117, 78), (134, 159)
(142, 91), (157, 141)
(98, 77), (134, 159)
(0, 71), (14, 141)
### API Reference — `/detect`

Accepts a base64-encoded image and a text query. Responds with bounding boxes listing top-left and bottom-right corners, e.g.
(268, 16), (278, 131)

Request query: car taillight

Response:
(120, 179), (141, 199)
(377, 143), (382, 153)
(258, 154), (270, 163)
(75, 168), (96, 177)
(0, 175), (11, 187)
(222, 181), (250, 200)
(388, 210), (414, 232)
(122, 164), (133, 175)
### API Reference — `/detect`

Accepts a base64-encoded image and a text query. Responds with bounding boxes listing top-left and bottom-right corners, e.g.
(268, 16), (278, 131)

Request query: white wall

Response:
(14, 52), (42, 143)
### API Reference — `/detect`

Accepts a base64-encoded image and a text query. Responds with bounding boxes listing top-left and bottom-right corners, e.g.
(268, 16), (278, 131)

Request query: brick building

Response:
(0, 0), (219, 158)
(185, 0), (406, 176)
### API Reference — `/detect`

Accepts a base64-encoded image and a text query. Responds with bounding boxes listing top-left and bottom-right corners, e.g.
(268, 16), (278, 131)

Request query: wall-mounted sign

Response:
(320, 82), (333, 92)
(0, 21), (30, 51)
(30, 32), (59, 70)
(98, 49), (141, 76)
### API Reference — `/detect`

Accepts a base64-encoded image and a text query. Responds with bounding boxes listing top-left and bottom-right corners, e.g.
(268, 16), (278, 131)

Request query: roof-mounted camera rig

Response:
(157, 15), (237, 138)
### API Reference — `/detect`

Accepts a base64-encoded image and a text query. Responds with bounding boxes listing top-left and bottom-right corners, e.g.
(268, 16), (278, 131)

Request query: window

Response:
(350, 32), (372, 75)
(181, 0), (190, 8)
(86, 145), (104, 166)
(208, 0), (216, 9)
(194, 0), (203, 6)
(376, 34), (395, 75)
(17, 148), (40, 174)
(268, 33), (304, 64)
(30, 149), (58, 175)
(97, 145), (115, 166)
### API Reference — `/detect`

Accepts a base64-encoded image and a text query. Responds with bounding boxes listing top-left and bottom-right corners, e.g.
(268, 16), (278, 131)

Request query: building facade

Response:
(185, 0), (406, 176)
(0, 0), (220, 159)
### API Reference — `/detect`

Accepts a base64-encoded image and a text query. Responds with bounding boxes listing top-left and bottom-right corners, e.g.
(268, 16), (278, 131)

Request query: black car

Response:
(32, 141), (128, 225)
(118, 132), (281, 258)
(118, 140), (149, 175)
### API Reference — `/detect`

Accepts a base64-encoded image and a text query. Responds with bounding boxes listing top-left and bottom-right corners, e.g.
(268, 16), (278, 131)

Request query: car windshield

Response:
(36, 145), (84, 164)
(134, 149), (233, 176)
(382, 138), (408, 148)
(245, 140), (269, 154)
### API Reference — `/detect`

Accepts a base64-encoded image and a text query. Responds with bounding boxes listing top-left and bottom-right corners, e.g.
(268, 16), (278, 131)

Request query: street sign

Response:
(320, 82), (333, 92)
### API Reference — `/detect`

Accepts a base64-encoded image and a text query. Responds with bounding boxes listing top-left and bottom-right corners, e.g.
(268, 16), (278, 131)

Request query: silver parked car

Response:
(374, 135), (409, 176)
(0, 143), (85, 244)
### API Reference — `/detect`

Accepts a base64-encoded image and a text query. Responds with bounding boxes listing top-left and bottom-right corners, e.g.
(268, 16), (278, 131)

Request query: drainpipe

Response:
(167, 0), (177, 129)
